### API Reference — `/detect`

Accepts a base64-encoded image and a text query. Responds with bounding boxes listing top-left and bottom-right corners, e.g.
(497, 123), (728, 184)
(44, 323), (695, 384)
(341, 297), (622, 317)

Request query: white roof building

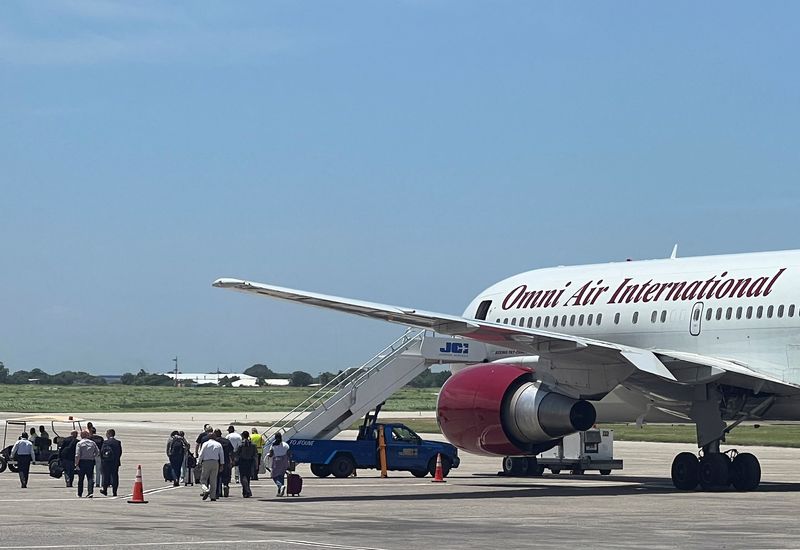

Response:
(160, 373), (290, 387)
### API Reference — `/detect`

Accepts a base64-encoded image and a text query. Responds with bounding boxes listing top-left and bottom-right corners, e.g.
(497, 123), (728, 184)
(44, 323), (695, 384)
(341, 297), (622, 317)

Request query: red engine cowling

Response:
(437, 363), (596, 456)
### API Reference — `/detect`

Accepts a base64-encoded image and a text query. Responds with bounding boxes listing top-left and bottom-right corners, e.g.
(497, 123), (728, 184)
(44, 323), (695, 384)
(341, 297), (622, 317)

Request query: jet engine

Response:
(437, 363), (596, 456)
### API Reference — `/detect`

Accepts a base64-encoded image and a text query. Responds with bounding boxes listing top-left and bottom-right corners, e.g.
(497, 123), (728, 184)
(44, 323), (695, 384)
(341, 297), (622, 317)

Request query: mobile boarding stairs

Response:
(267, 329), (488, 444)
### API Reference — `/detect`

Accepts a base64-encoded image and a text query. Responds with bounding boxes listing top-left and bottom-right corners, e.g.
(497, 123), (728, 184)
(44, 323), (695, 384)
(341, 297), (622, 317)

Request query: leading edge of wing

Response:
(212, 278), (480, 332)
(213, 277), (677, 381)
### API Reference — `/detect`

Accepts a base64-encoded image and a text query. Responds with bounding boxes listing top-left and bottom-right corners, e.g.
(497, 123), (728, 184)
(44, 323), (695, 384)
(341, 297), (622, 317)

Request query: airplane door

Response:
(689, 302), (703, 336)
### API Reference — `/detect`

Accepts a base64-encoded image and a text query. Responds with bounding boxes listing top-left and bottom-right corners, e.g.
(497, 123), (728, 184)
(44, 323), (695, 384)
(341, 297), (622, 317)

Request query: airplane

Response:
(214, 247), (800, 492)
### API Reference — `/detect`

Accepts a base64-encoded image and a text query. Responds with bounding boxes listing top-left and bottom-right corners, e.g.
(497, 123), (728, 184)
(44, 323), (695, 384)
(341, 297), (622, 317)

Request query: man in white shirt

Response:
(11, 433), (36, 488)
(197, 437), (224, 501)
(226, 425), (242, 483)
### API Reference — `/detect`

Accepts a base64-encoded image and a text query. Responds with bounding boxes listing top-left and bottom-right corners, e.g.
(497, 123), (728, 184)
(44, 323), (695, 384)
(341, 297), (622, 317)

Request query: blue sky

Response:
(2, 1), (799, 376)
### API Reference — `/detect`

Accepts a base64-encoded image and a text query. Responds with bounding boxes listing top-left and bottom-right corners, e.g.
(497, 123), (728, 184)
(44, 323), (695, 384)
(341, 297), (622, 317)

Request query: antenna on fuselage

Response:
(670, 244), (678, 259)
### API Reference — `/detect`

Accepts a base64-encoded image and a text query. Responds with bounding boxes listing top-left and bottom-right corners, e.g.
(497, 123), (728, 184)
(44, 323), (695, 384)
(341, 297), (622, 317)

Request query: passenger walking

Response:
(267, 432), (292, 497)
(197, 434), (224, 501)
(179, 431), (190, 484)
(213, 429), (234, 497)
(10, 432), (35, 488)
(38, 425), (51, 454)
(237, 431), (256, 498)
(226, 425), (242, 483)
(89, 426), (104, 488)
(166, 430), (187, 487)
(75, 430), (100, 498)
(250, 428), (264, 480)
(59, 430), (79, 488)
(195, 424), (212, 457)
(99, 429), (122, 496)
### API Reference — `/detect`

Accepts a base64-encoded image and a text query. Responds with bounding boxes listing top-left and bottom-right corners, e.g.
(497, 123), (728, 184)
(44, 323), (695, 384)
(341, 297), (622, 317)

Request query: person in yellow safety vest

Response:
(250, 428), (265, 481)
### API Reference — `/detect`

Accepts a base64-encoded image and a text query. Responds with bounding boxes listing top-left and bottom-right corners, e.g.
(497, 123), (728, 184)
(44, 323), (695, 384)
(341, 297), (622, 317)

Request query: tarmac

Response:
(1, 412), (800, 549)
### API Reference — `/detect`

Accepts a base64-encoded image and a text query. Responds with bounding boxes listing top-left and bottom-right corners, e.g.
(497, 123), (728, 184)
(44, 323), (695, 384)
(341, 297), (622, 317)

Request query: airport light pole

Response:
(173, 356), (179, 387)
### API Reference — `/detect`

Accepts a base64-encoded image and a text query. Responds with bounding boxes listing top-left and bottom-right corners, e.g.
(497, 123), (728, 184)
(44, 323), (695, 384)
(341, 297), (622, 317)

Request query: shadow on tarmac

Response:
(257, 476), (800, 503)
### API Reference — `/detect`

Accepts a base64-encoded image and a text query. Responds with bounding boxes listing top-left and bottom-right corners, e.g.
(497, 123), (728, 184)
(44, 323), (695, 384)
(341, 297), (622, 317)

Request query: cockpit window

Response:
(475, 300), (492, 320)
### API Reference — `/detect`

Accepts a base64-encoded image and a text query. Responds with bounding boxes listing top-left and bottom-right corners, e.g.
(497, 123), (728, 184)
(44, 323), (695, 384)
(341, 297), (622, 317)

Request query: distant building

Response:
(159, 372), (290, 387)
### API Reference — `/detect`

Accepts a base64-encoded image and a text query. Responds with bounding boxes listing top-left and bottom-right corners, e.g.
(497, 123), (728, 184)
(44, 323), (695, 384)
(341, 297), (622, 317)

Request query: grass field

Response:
(0, 384), (440, 413)
(4, 385), (800, 448)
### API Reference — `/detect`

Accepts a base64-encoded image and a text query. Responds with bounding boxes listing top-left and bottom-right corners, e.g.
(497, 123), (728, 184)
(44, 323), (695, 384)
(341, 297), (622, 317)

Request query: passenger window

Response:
(693, 309), (701, 321)
(536, 316), (542, 328)
(767, 305), (774, 318)
(757, 306), (763, 319)
(587, 313), (594, 325)
(511, 318), (517, 326)
(746, 306), (753, 319)
(778, 305), (785, 318)
(725, 307), (732, 320)
(496, 319), (500, 323)
(570, 315), (576, 326)
(503, 318), (508, 324)
(544, 317), (550, 328)
(553, 315), (559, 327)
(579, 314), (585, 326)
(790, 305), (796, 317)
(706, 308), (713, 321)
(561, 315), (568, 326)
(716, 308), (722, 321)
(651, 311), (657, 323)
(632, 312), (639, 324)
(527, 317), (533, 328)
(660, 310), (667, 323)
(614, 312), (620, 325)
(736, 307), (742, 320)
(597, 313), (603, 325)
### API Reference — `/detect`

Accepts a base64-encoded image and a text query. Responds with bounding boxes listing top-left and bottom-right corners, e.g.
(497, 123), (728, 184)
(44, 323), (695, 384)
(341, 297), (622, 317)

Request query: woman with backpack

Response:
(237, 431), (257, 498)
(166, 430), (187, 487)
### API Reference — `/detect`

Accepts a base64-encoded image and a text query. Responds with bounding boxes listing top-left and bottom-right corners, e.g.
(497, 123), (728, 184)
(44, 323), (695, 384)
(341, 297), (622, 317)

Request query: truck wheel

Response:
(410, 469), (428, 478)
(502, 457), (526, 476)
(310, 464), (331, 478)
(550, 468), (561, 475)
(571, 468), (584, 476)
(0, 457), (6, 473)
(526, 458), (545, 477)
(428, 456), (452, 478)
(330, 455), (355, 478)
(599, 469), (612, 476)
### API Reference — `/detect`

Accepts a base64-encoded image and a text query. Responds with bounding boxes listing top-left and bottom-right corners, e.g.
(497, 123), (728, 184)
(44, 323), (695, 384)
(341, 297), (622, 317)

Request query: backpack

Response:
(100, 443), (114, 461)
(168, 437), (184, 457)
(239, 440), (256, 461)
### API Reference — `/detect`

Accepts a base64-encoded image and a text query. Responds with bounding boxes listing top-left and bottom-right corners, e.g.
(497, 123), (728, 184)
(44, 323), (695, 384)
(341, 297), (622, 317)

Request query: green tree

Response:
(317, 371), (336, 385)
(0, 362), (7, 384)
(244, 364), (275, 379)
(289, 370), (313, 387)
(120, 372), (135, 385)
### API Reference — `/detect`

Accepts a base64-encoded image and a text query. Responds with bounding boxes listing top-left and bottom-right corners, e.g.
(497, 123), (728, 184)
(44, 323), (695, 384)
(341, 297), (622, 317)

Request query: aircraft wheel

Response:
(671, 452), (699, 490)
(699, 453), (730, 491)
(730, 453), (761, 491)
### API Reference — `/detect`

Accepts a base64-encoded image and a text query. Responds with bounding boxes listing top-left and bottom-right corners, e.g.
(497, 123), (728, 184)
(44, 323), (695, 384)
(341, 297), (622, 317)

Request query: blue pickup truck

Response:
(289, 422), (459, 479)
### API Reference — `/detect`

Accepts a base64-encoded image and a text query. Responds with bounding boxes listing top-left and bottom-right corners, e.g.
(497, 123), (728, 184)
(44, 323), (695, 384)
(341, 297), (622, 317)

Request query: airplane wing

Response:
(213, 278), (800, 397)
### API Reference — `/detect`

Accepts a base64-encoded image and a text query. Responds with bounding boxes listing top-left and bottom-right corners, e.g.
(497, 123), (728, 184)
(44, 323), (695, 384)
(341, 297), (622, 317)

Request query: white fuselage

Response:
(464, 249), (800, 389)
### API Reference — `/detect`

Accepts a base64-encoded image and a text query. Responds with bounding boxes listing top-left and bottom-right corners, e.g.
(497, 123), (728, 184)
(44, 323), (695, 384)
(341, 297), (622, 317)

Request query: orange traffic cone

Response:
(127, 464), (149, 504)
(431, 453), (446, 483)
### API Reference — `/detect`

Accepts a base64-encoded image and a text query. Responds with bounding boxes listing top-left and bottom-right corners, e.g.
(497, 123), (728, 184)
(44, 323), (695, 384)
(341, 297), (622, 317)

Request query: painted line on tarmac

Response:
(0, 539), (387, 550)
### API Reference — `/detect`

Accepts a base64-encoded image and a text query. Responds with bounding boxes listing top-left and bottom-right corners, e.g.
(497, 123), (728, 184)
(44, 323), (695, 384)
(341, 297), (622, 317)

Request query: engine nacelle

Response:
(437, 363), (596, 456)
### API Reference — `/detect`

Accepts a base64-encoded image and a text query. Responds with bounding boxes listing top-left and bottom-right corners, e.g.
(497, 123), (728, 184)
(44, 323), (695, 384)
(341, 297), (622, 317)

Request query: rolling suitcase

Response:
(163, 463), (175, 482)
(286, 472), (303, 496)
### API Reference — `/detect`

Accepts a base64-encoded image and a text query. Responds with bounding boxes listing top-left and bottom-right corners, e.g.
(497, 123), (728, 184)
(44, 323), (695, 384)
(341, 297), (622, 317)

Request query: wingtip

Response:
(212, 278), (246, 288)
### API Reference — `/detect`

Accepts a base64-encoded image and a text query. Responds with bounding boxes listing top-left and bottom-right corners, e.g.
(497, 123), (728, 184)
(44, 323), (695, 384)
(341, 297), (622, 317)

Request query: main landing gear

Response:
(671, 448), (761, 491)
(669, 387), (771, 492)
